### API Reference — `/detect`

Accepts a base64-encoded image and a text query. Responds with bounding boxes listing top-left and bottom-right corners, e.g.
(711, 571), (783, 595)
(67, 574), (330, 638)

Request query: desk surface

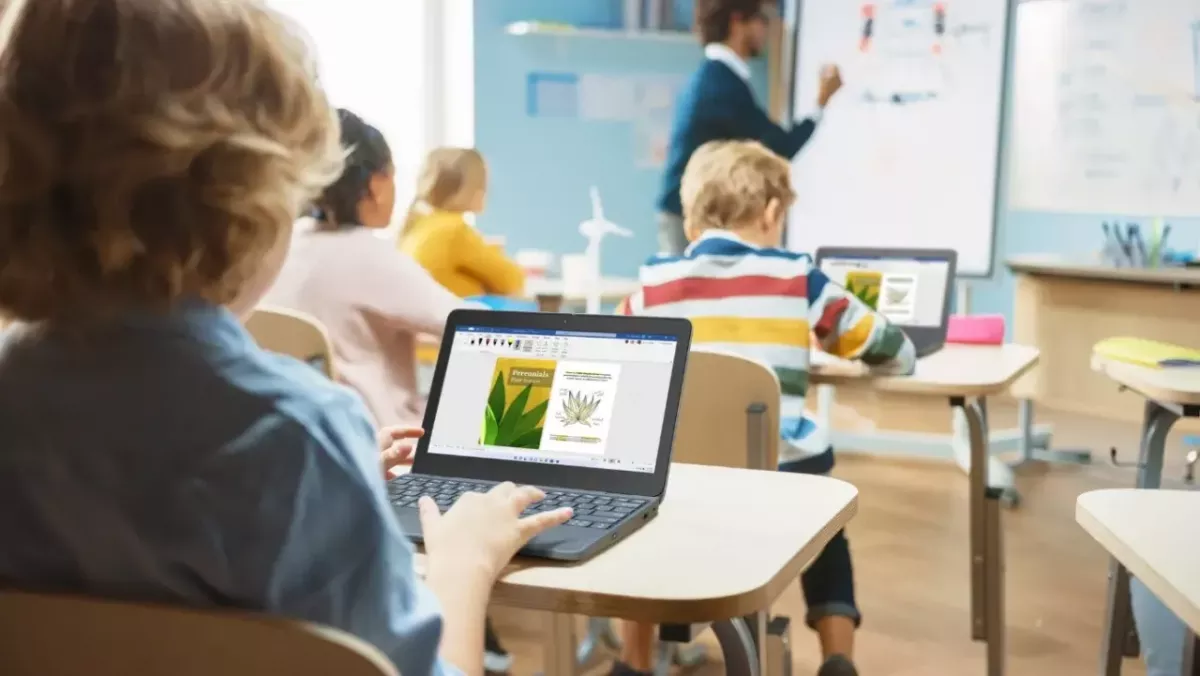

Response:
(524, 277), (640, 301)
(1077, 489), (1200, 634)
(811, 343), (1040, 398)
(1091, 354), (1200, 407)
(1007, 254), (1200, 286)
(417, 463), (857, 624)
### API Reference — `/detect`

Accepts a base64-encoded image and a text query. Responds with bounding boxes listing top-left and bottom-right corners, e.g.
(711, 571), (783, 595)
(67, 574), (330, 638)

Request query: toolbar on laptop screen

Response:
(425, 327), (678, 474)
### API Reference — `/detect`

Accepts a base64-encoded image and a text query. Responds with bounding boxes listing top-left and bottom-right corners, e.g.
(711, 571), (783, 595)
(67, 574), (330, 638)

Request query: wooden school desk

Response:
(1009, 254), (1200, 431)
(523, 277), (640, 313)
(1091, 355), (1200, 675)
(1078, 489), (1200, 676)
(411, 463), (858, 676)
(812, 344), (1041, 676)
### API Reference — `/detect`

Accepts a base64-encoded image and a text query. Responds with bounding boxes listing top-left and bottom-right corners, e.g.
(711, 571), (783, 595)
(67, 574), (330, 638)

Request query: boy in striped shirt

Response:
(614, 140), (915, 676)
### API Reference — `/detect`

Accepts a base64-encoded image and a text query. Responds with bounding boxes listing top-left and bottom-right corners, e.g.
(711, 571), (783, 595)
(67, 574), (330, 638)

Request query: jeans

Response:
(779, 448), (861, 628)
(657, 212), (688, 255)
(1131, 577), (1187, 676)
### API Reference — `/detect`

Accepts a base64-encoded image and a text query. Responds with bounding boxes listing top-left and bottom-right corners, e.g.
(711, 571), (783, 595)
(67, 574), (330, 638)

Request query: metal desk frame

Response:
(1100, 398), (1200, 676)
(955, 396), (1007, 676)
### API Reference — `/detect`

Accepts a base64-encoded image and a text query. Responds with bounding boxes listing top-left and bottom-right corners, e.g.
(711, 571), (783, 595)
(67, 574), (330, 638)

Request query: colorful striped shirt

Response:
(618, 230), (916, 462)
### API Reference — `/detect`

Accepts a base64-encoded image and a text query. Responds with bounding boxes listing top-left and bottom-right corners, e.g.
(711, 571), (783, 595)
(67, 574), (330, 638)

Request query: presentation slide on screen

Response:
(480, 358), (621, 456)
(824, 257), (949, 327)
(844, 269), (919, 323)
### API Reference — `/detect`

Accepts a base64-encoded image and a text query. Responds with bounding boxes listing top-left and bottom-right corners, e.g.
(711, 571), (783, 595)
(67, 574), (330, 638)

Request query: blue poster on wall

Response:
(526, 72), (580, 118)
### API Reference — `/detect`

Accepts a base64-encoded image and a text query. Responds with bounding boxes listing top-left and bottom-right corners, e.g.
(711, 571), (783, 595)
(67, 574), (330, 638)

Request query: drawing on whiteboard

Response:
(789, 0), (1008, 275)
(855, 0), (991, 105)
(1141, 109), (1200, 198)
(1010, 0), (1200, 215)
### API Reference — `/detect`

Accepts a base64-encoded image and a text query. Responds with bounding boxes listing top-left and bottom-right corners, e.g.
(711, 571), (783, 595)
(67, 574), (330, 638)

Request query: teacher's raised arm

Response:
(655, 0), (843, 255)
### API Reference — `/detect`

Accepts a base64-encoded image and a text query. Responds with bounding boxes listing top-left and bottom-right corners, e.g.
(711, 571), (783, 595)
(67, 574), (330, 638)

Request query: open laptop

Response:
(389, 309), (692, 562)
(815, 247), (957, 358)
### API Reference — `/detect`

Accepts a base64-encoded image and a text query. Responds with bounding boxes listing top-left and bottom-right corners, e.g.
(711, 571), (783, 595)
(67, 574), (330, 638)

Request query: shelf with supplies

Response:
(504, 21), (693, 44)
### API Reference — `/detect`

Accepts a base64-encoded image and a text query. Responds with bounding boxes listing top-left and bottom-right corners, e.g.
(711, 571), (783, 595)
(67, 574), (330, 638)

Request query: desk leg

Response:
(957, 396), (1006, 676)
(1010, 398), (1093, 467)
(1183, 633), (1200, 676)
(1134, 399), (1176, 491)
(1101, 400), (1181, 674)
(711, 616), (761, 676)
(576, 618), (621, 666)
(1100, 560), (1135, 675)
(951, 402), (1019, 507)
(544, 613), (577, 676)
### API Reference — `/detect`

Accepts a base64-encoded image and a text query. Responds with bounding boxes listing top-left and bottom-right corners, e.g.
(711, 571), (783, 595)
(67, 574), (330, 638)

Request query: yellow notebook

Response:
(1094, 337), (1200, 368)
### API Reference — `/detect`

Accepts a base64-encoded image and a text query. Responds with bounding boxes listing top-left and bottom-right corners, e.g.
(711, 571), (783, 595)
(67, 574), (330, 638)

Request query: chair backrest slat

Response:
(246, 306), (336, 379)
(0, 591), (399, 676)
(672, 348), (781, 470)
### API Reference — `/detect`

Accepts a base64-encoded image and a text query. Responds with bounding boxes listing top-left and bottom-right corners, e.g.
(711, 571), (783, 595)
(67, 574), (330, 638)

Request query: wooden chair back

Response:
(246, 306), (336, 379)
(672, 348), (781, 470)
(0, 591), (398, 676)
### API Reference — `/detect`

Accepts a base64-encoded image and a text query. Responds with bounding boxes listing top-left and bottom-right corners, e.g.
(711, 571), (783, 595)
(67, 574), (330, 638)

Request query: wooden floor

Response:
(492, 402), (1200, 675)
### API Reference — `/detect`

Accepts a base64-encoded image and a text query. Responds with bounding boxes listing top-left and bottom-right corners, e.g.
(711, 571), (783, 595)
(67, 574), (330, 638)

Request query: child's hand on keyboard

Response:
(419, 482), (573, 581)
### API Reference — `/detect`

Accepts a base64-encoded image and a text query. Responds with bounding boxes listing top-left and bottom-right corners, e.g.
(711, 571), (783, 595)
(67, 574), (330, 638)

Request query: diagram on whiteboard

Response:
(1010, 0), (1200, 215)
(856, 1), (992, 106)
(788, 0), (1010, 276)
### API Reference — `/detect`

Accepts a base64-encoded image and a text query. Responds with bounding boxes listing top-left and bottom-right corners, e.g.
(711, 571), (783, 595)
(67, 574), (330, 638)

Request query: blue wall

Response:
(473, 0), (768, 278)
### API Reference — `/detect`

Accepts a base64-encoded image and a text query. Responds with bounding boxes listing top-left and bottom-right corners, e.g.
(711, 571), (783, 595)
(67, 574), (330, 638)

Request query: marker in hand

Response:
(818, 64), (843, 109)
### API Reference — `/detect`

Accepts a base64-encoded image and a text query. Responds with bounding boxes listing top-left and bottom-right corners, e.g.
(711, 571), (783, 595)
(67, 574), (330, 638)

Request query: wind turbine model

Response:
(578, 187), (631, 314)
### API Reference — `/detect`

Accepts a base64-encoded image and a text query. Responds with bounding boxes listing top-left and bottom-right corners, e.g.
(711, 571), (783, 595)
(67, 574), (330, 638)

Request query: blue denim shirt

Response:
(0, 301), (456, 675)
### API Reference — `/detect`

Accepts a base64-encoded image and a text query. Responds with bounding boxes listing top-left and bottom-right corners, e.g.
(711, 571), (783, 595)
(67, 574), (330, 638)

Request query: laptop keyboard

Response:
(387, 475), (647, 530)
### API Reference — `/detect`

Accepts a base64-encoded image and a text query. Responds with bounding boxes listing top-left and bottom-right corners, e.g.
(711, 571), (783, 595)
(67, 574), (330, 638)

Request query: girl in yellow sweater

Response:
(399, 148), (526, 298)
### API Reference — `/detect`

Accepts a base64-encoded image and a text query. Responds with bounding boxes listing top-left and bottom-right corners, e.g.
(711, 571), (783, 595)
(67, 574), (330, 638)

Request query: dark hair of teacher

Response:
(654, 0), (843, 255)
(695, 0), (771, 45)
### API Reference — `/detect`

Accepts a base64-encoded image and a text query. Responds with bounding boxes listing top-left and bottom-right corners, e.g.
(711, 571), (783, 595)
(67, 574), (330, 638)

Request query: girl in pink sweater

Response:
(266, 110), (465, 430)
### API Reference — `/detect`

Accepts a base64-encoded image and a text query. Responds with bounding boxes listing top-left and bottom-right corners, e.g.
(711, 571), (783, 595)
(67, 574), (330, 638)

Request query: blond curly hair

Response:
(680, 140), (795, 234)
(0, 0), (344, 322)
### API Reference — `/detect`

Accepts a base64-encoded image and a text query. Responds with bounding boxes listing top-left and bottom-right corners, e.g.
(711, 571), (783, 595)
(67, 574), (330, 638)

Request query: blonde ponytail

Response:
(399, 198), (428, 243)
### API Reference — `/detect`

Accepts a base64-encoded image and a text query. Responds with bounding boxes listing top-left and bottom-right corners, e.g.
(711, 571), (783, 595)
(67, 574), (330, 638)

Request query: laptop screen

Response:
(819, 254), (952, 328)
(425, 326), (678, 474)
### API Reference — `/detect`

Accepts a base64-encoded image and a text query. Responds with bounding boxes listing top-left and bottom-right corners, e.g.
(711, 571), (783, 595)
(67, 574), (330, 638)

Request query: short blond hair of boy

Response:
(680, 140), (795, 234)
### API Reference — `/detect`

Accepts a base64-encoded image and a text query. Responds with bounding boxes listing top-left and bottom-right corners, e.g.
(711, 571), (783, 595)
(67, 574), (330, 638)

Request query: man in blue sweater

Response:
(656, 0), (843, 254)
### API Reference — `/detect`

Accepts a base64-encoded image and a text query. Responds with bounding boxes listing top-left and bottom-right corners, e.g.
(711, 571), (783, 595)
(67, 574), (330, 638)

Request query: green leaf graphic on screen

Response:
(480, 373), (546, 448)
(845, 279), (880, 309)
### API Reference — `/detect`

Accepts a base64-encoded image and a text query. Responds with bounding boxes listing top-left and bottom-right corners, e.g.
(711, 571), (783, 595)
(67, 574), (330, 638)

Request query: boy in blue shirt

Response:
(0, 2), (570, 675)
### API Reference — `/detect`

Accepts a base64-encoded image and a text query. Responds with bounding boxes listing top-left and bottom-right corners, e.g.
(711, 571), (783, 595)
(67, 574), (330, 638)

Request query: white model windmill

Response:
(578, 187), (631, 314)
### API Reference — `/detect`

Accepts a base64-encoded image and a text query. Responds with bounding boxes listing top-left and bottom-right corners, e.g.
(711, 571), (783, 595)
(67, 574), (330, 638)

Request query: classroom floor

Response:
(490, 402), (1200, 675)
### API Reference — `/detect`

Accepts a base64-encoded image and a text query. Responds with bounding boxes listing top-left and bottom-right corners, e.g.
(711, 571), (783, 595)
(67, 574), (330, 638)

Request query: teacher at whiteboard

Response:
(656, 0), (842, 254)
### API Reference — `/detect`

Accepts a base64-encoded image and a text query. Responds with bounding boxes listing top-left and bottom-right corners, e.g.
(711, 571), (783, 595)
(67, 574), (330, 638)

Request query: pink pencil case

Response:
(946, 314), (1005, 345)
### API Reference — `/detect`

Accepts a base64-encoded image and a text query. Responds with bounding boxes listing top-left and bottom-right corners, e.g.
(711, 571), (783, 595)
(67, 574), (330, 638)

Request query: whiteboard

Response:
(1009, 0), (1200, 216)
(786, 0), (1014, 276)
